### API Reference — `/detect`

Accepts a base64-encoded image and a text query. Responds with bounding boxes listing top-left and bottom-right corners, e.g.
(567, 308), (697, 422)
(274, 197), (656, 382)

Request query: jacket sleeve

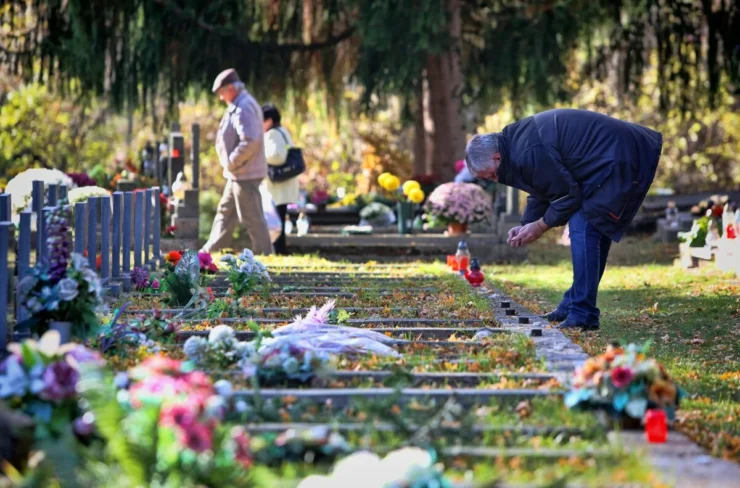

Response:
(522, 147), (582, 227)
(264, 129), (290, 167)
(521, 195), (549, 225)
(228, 102), (263, 172)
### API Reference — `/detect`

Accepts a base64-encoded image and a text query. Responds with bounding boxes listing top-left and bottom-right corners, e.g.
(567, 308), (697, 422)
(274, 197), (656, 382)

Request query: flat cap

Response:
(212, 68), (241, 93)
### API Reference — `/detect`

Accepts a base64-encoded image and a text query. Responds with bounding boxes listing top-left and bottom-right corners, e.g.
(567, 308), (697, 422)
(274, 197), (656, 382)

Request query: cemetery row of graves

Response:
(0, 181), (704, 487)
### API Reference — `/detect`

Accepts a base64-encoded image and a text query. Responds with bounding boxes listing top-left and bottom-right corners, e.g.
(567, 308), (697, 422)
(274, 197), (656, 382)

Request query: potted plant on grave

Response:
(17, 204), (106, 342)
(423, 182), (492, 236)
(565, 342), (685, 429)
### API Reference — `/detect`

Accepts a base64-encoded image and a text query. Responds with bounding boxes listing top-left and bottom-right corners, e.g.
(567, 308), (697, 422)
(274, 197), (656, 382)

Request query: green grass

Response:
(486, 234), (740, 461)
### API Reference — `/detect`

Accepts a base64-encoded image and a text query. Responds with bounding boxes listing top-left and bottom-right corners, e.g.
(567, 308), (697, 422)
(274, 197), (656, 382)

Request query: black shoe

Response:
(557, 318), (599, 331)
(542, 310), (568, 323)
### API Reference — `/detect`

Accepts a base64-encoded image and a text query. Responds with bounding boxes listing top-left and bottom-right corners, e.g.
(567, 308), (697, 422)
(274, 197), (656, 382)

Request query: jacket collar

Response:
(496, 132), (513, 186)
(227, 91), (248, 113)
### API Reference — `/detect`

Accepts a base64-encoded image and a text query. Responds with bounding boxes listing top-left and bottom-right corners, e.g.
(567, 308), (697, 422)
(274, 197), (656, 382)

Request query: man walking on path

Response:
(465, 109), (662, 330)
(202, 69), (273, 255)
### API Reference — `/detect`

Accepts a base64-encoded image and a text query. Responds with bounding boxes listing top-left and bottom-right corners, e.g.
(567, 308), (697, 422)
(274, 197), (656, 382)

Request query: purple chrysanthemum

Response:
(46, 204), (72, 283)
(40, 361), (79, 402)
(130, 267), (150, 290)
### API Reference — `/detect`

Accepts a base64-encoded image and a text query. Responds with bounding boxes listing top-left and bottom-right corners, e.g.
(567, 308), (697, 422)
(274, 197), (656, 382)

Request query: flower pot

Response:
(447, 222), (468, 236)
(49, 321), (72, 344)
(396, 202), (414, 235)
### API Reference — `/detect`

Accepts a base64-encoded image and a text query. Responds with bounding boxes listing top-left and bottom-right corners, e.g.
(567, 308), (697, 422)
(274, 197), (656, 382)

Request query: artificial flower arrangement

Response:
(78, 356), (252, 486)
(165, 225), (177, 238)
(96, 306), (177, 361)
(220, 248), (271, 297)
(17, 204), (106, 339)
(183, 324), (334, 387)
(183, 325), (256, 370)
(161, 250), (215, 312)
(242, 340), (334, 388)
(130, 266), (161, 292)
(423, 182), (492, 229)
(298, 447), (452, 488)
(0, 331), (102, 441)
(377, 173), (426, 204)
(359, 202), (396, 227)
(565, 342), (685, 424)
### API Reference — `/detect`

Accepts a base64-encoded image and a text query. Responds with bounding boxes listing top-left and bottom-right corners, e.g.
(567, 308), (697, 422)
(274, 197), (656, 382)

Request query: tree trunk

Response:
(413, 73), (434, 176)
(424, 0), (465, 183)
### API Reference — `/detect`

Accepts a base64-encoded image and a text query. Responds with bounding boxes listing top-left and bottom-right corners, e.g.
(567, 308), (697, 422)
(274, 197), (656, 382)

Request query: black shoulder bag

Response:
(267, 128), (306, 183)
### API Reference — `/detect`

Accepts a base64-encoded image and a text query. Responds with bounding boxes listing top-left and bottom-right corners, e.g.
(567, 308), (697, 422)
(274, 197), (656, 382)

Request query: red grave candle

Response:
(644, 409), (668, 443)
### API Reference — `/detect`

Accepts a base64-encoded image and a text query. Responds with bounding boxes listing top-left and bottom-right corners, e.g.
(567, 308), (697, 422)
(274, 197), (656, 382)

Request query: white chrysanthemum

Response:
(238, 248), (255, 262)
(377, 447), (433, 486)
(4, 168), (76, 223)
(208, 325), (235, 344)
(213, 379), (233, 397)
(234, 341), (255, 360)
(183, 336), (208, 360)
(67, 186), (111, 206)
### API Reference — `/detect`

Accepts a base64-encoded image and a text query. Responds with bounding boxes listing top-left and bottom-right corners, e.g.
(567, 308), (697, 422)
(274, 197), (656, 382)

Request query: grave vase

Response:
(396, 202), (413, 235)
(49, 321), (72, 344)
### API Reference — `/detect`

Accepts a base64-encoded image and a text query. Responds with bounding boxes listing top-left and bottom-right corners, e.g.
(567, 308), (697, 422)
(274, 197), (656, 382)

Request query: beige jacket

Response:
(216, 90), (267, 181)
(264, 127), (300, 205)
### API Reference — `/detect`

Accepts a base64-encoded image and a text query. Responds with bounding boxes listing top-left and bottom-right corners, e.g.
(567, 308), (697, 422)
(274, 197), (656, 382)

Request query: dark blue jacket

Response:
(497, 109), (662, 242)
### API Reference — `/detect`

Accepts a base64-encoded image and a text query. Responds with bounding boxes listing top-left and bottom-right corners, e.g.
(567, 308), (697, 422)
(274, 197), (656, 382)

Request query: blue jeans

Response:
(554, 210), (612, 325)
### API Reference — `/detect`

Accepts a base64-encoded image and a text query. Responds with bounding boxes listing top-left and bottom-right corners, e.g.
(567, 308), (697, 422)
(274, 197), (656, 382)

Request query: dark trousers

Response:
(274, 204), (289, 255)
(555, 210), (612, 325)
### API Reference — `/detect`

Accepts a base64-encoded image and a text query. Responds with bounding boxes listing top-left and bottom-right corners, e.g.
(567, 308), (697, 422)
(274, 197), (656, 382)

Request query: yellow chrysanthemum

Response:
(383, 175), (400, 192)
(377, 172), (392, 187)
(402, 180), (421, 196)
(408, 188), (425, 204)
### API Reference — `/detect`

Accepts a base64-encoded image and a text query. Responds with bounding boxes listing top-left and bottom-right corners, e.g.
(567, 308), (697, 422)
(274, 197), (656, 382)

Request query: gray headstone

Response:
(134, 191), (144, 268)
(41, 206), (54, 263)
(145, 189), (153, 264)
(100, 195), (111, 281)
(122, 192), (133, 272)
(32, 181), (43, 258)
(74, 202), (86, 255)
(59, 185), (68, 201)
(0, 194), (10, 221)
(47, 184), (58, 206)
(87, 196), (99, 269)
(153, 187), (161, 266)
(0, 222), (10, 349)
(112, 192), (122, 278)
(16, 212), (32, 323)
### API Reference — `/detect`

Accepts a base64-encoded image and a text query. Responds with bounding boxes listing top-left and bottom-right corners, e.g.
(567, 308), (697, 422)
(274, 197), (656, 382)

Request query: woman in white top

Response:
(262, 104), (300, 255)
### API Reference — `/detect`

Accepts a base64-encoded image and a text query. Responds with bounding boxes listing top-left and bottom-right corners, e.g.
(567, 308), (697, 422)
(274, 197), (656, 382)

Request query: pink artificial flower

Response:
(160, 402), (198, 429)
(151, 279), (160, 290)
(179, 421), (213, 452)
(198, 251), (218, 273)
(129, 375), (182, 408)
(231, 426), (253, 467)
(610, 366), (635, 389)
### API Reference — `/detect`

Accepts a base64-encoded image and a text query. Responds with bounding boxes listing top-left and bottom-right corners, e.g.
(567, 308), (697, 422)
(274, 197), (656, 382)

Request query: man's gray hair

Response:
(230, 81), (245, 92)
(465, 133), (500, 176)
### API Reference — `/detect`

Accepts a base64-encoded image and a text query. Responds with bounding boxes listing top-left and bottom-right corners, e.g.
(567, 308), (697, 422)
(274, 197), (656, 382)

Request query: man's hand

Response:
(509, 219), (550, 247)
(507, 226), (523, 245)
